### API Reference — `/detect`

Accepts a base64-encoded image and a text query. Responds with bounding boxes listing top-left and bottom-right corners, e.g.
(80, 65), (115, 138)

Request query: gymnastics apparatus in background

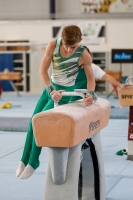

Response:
(118, 76), (133, 161)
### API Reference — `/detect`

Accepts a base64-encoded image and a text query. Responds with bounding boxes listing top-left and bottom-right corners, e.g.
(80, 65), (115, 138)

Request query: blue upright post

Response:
(49, 0), (55, 19)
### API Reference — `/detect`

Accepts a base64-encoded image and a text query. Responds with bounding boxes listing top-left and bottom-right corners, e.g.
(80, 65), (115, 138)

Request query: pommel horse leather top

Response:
(32, 98), (111, 148)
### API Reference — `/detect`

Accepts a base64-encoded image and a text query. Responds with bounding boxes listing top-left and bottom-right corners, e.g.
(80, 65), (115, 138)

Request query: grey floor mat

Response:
(0, 117), (30, 131)
(110, 106), (129, 119)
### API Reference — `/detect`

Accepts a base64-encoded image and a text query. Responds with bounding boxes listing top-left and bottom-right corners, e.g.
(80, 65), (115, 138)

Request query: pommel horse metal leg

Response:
(32, 92), (110, 200)
(48, 147), (69, 184)
(91, 132), (106, 200)
(44, 142), (83, 200)
(44, 132), (106, 200)
(78, 132), (106, 200)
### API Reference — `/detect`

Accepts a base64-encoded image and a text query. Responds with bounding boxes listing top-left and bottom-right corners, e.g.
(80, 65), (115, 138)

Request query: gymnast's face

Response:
(62, 42), (80, 53)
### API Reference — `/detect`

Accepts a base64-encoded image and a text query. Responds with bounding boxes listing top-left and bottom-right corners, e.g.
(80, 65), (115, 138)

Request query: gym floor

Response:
(0, 93), (133, 200)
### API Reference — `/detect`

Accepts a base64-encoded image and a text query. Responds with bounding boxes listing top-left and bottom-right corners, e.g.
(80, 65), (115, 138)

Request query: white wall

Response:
(0, 19), (133, 51)
(0, 19), (133, 93)
(0, 0), (49, 20)
(0, 21), (52, 44)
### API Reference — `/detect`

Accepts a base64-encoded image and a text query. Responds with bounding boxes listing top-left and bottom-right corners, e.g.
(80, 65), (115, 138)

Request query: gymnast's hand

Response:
(51, 90), (65, 103)
(83, 93), (94, 106)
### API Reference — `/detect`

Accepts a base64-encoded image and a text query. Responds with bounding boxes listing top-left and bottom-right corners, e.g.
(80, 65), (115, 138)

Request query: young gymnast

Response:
(16, 25), (96, 179)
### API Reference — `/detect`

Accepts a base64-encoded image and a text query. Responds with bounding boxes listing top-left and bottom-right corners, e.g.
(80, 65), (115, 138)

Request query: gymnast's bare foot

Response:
(20, 165), (35, 179)
(16, 161), (25, 177)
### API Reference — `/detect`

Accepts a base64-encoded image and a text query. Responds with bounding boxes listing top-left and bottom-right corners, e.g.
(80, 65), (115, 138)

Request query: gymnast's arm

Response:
(79, 49), (95, 91)
(39, 40), (55, 87)
(39, 40), (64, 102)
(79, 49), (95, 106)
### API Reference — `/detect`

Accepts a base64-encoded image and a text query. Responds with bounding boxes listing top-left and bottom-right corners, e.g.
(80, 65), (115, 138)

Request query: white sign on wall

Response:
(52, 21), (105, 45)
(81, 0), (133, 13)
(109, 0), (133, 13)
(81, 0), (104, 13)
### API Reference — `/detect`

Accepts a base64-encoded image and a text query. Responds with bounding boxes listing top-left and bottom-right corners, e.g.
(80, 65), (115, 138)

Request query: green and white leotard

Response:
(51, 39), (85, 86)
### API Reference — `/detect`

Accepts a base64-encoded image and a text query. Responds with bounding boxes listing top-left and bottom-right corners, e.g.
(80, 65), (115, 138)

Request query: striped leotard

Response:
(51, 39), (85, 86)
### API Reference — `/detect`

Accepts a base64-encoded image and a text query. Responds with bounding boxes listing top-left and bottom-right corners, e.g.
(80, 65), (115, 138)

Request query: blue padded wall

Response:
(0, 54), (14, 91)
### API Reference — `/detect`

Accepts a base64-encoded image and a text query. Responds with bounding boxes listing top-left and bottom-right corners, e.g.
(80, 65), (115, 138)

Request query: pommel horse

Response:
(32, 90), (111, 200)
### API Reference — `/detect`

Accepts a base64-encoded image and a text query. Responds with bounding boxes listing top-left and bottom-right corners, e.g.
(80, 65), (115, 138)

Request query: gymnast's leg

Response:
(19, 99), (55, 179)
(16, 89), (50, 177)
(17, 83), (73, 179)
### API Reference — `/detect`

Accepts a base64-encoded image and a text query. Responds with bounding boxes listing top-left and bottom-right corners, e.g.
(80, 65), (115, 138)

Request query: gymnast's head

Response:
(61, 25), (82, 53)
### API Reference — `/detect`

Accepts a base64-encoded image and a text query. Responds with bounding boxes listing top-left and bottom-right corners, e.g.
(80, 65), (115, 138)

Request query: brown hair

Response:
(61, 25), (82, 45)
